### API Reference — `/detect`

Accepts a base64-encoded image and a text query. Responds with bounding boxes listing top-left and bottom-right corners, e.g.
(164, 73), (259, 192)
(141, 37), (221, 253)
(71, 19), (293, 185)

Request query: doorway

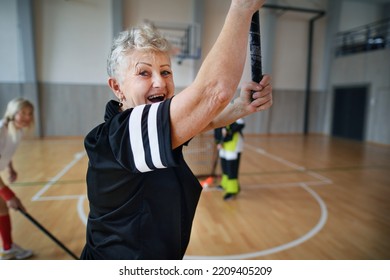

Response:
(331, 86), (368, 141)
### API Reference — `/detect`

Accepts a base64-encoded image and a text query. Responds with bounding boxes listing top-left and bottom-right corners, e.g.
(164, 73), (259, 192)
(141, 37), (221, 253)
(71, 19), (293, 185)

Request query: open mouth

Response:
(147, 94), (165, 103)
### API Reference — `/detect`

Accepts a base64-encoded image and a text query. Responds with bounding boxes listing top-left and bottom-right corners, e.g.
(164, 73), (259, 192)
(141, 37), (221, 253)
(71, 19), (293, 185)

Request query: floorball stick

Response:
(19, 209), (79, 260)
(249, 11), (263, 86)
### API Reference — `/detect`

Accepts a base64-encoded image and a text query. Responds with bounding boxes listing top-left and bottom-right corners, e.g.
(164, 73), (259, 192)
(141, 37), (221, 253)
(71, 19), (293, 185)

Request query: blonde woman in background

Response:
(0, 98), (34, 260)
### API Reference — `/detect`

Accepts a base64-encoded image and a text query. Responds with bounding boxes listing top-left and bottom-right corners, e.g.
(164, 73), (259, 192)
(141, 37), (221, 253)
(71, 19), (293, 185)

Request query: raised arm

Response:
(170, 0), (266, 148)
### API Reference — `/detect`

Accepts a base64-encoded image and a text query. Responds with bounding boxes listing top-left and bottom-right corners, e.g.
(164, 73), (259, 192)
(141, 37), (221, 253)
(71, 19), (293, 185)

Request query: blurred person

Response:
(0, 98), (34, 260)
(214, 118), (245, 200)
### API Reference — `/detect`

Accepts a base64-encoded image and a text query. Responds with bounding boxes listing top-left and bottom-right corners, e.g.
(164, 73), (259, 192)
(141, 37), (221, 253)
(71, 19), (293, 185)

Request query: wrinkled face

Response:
(115, 50), (175, 109)
(13, 106), (33, 129)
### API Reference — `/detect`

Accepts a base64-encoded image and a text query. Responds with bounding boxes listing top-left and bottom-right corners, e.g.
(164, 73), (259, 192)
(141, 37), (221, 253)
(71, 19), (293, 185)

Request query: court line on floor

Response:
(185, 144), (331, 260)
(29, 143), (331, 259)
(78, 196), (88, 225)
(31, 151), (86, 201)
(244, 144), (333, 185)
(27, 150), (89, 227)
(185, 182), (328, 260)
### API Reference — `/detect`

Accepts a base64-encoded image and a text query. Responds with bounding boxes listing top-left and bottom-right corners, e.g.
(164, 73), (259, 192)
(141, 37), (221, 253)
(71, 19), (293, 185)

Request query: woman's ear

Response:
(108, 77), (121, 98)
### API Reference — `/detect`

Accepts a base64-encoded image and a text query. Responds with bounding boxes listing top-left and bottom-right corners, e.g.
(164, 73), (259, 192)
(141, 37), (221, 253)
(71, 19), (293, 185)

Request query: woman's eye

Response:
(161, 70), (171, 77)
(139, 71), (150, 77)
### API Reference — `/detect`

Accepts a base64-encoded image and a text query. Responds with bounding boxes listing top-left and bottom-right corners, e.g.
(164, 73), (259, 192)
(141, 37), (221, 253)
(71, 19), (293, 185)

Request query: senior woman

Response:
(81, 0), (272, 260)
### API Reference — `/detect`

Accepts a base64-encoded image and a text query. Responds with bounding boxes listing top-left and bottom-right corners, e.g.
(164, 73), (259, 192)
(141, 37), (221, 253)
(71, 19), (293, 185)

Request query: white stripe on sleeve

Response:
(129, 105), (152, 172)
(148, 103), (166, 168)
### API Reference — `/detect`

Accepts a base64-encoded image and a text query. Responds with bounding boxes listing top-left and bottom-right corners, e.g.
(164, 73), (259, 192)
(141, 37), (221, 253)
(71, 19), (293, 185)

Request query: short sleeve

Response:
(109, 99), (177, 173)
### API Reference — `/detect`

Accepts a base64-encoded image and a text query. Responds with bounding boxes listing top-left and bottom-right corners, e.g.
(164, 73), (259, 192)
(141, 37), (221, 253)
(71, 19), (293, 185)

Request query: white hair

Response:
(107, 23), (172, 81)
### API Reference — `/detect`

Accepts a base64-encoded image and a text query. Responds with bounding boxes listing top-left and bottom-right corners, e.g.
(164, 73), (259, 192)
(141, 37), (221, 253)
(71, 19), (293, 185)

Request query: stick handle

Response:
(249, 10), (263, 83)
(19, 209), (79, 260)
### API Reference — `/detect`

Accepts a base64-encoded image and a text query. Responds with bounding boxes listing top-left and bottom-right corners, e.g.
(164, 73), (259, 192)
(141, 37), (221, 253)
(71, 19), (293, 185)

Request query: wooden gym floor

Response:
(3, 134), (390, 260)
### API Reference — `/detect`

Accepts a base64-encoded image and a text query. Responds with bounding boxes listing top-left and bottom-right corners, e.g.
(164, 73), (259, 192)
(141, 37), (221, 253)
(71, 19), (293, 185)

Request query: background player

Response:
(0, 97), (34, 260)
(215, 118), (245, 200)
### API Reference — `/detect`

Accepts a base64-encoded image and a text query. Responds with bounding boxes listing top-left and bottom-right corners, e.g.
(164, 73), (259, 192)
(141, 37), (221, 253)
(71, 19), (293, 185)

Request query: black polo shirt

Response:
(80, 99), (202, 260)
